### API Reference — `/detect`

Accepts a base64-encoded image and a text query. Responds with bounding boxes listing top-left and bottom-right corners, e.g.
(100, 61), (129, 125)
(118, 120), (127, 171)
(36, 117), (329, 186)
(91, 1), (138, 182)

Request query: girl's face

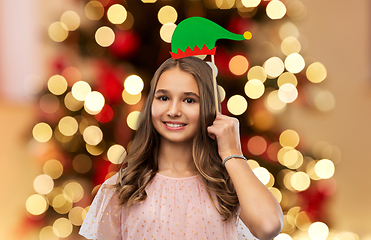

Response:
(151, 68), (200, 145)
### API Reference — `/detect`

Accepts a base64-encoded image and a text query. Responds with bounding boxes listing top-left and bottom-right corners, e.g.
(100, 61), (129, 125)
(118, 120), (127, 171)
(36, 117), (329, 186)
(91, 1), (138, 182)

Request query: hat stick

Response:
(211, 55), (219, 115)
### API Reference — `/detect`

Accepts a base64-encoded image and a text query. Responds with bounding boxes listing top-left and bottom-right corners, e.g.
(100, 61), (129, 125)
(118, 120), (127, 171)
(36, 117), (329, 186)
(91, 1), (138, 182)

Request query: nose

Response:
(167, 100), (181, 117)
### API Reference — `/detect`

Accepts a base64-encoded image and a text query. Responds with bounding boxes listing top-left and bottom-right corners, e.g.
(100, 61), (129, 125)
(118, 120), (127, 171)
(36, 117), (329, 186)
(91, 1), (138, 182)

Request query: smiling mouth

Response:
(164, 122), (186, 128)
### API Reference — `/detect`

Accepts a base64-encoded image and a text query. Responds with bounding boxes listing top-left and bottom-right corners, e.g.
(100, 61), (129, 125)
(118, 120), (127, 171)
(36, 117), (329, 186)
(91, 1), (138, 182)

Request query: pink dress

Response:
(79, 173), (257, 240)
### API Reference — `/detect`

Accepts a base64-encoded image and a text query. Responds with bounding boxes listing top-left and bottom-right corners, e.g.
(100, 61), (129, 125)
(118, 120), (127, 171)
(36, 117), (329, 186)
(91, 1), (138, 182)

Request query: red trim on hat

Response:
(170, 45), (217, 59)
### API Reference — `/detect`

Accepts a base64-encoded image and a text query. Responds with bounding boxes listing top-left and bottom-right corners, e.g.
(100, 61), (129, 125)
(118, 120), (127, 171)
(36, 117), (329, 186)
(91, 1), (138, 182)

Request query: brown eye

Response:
(185, 98), (195, 104)
(158, 96), (169, 101)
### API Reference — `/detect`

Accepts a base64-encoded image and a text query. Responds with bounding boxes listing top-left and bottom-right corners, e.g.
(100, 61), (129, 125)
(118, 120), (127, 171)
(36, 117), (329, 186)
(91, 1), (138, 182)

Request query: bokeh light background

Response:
(0, 0), (371, 239)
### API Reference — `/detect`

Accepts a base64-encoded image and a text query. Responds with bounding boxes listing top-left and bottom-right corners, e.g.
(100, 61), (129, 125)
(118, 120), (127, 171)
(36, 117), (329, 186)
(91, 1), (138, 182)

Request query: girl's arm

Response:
(207, 113), (284, 240)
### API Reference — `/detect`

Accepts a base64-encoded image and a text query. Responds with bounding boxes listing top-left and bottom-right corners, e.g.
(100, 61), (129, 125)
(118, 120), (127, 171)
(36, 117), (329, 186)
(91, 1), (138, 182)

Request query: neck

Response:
(157, 139), (198, 178)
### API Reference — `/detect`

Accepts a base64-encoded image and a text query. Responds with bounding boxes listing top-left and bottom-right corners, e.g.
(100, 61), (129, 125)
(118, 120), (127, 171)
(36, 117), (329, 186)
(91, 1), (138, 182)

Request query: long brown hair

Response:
(115, 57), (239, 220)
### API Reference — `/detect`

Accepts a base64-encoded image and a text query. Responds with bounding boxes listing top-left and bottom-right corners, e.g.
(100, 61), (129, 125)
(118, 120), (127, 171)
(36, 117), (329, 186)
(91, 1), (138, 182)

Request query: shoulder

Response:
(102, 172), (120, 186)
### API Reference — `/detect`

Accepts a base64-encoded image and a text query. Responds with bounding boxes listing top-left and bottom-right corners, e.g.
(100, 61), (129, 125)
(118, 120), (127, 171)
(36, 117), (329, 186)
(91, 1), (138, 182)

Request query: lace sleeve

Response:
(79, 174), (125, 240)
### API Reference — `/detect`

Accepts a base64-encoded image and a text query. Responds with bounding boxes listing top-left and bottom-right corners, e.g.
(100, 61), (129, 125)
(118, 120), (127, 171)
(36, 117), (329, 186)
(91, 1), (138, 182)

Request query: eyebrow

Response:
(154, 89), (199, 99)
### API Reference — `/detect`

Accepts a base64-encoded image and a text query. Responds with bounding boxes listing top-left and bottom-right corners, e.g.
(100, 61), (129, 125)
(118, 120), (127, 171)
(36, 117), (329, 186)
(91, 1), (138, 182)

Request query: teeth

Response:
(165, 123), (185, 127)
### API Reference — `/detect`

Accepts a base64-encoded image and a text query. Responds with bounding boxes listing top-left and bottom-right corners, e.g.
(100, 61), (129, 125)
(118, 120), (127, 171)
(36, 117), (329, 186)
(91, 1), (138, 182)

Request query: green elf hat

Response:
(170, 17), (252, 59)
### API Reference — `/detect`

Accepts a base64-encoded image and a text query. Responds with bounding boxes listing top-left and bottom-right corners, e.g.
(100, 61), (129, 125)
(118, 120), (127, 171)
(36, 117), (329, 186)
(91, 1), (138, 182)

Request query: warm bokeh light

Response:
(251, 110), (275, 131)
(283, 149), (303, 169)
(314, 90), (335, 112)
(247, 159), (260, 170)
(68, 206), (85, 226)
(278, 83), (298, 103)
(274, 233), (292, 240)
(306, 159), (321, 180)
(241, 0), (260, 7)
(141, 0), (157, 2)
(244, 79), (265, 99)
(264, 57), (285, 78)
(53, 218), (73, 238)
(72, 154), (92, 174)
(247, 136), (267, 155)
(124, 75), (144, 95)
(62, 66), (81, 85)
(266, 173), (275, 188)
(107, 144), (127, 164)
(269, 187), (282, 203)
(295, 211), (312, 231)
(218, 85), (226, 102)
(279, 22), (299, 40)
(43, 159), (63, 179)
(48, 75), (68, 95)
(247, 66), (267, 83)
(48, 22), (68, 42)
(216, 0), (235, 9)
(227, 95), (248, 115)
(291, 171), (310, 191)
(267, 142), (280, 162)
(308, 222), (329, 240)
(321, 145), (341, 164)
(122, 90), (142, 105)
(281, 36), (301, 56)
(26, 194), (48, 215)
(117, 11), (134, 30)
(287, 0), (307, 20)
(95, 26), (115, 47)
(160, 23), (177, 43)
(336, 232), (360, 240)
(266, 0), (287, 19)
(277, 146), (293, 166)
(33, 122), (53, 143)
(34, 174), (54, 195)
(84, 91), (105, 114)
(279, 129), (300, 148)
(306, 62), (327, 83)
(60, 11), (80, 31)
(58, 116), (78, 136)
(285, 53), (305, 73)
(83, 126), (103, 146)
(107, 4), (127, 24)
(85, 1), (104, 20)
(64, 181), (84, 203)
(72, 81), (92, 101)
(265, 90), (287, 113)
(158, 5), (178, 24)
(315, 159), (335, 179)
(253, 167), (270, 185)
(53, 194), (73, 214)
(64, 92), (84, 111)
(229, 55), (249, 76)
(127, 111), (141, 130)
(277, 72), (297, 87)
(40, 94), (60, 114)
(39, 226), (59, 240)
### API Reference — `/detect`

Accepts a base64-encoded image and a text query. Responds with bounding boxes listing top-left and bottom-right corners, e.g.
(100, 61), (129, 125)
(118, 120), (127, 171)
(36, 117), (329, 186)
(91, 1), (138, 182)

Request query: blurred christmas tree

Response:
(24, 0), (340, 239)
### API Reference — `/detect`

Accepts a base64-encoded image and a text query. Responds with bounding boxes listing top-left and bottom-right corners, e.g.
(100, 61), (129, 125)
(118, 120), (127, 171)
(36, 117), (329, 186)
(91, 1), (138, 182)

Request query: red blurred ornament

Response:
(214, 47), (232, 76)
(93, 157), (113, 186)
(109, 30), (141, 59)
(227, 17), (253, 35)
(298, 187), (328, 222)
(95, 61), (124, 105)
(95, 104), (115, 123)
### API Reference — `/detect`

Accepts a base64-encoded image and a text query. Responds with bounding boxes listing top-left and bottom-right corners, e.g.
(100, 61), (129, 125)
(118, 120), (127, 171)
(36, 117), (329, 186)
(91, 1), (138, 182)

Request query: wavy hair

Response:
(114, 57), (239, 220)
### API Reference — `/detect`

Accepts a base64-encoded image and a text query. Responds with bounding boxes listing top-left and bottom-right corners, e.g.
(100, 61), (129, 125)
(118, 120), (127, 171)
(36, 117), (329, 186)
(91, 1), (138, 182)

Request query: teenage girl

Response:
(79, 57), (283, 240)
